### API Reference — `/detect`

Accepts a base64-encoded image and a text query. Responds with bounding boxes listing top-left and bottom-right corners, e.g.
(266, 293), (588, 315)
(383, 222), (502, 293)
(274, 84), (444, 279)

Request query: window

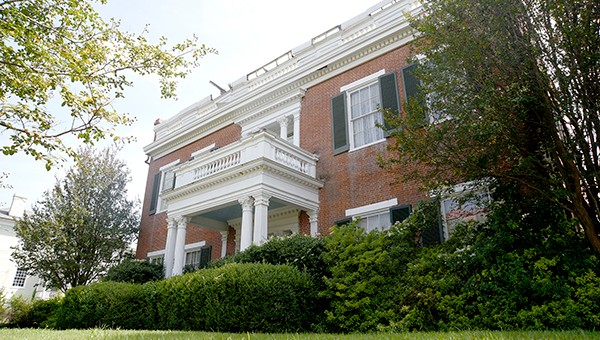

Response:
(349, 82), (384, 148)
(12, 268), (27, 287)
(149, 255), (164, 266)
(332, 70), (400, 154)
(345, 199), (411, 233)
(440, 183), (490, 239)
(402, 63), (446, 124)
(184, 246), (212, 271)
(149, 160), (180, 215)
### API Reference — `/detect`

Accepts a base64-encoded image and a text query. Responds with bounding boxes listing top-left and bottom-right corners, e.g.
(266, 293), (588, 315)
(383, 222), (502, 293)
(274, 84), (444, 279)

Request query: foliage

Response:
(12, 147), (139, 292)
(102, 259), (163, 284)
(152, 263), (316, 333)
(55, 281), (152, 330)
(210, 233), (328, 288)
(55, 263), (316, 333)
(2, 296), (61, 329)
(319, 220), (421, 333)
(382, 0), (600, 252)
(391, 184), (600, 331)
(0, 0), (214, 170)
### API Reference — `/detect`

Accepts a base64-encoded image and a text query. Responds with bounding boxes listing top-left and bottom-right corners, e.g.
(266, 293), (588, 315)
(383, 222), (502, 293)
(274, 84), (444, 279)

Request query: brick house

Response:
(137, 0), (434, 277)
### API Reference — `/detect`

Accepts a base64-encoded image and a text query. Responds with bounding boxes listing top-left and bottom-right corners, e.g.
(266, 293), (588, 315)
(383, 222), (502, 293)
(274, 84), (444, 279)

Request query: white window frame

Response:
(184, 241), (208, 270)
(345, 198), (398, 232)
(156, 159), (180, 213)
(340, 69), (387, 151)
(147, 249), (165, 265)
(439, 182), (490, 240)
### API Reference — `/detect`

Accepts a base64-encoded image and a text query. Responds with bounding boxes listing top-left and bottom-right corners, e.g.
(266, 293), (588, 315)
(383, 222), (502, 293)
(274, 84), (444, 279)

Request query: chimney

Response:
(8, 194), (27, 218)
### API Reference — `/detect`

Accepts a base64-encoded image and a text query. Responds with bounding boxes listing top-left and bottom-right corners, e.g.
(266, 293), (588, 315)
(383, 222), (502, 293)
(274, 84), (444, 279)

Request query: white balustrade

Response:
(173, 131), (317, 190)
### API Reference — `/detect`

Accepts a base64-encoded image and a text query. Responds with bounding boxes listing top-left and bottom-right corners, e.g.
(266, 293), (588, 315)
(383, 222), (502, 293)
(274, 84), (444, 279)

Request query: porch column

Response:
(308, 209), (319, 236)
(278, 116), (289, 140)
(253, 193), (271, 246)
(220, 230), (228, 258)
(239, 197), (254, 251)
(293, 113), (300, 146)
(172, 216), (189, 276)
(164, 217), (178, 277)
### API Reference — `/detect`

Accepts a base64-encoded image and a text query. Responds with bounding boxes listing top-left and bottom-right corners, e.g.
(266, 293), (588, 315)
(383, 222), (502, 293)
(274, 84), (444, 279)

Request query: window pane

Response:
(12, 268), (27, 287)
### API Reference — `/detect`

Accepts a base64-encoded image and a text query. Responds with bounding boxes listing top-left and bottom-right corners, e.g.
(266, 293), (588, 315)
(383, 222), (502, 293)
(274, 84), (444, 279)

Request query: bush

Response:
(319, 219), (421, 333)
(210, 233), (328, 287)
(1, 295), (61, 328)
(153, 262), (316, 333)
(55, 281), (152, 330)
(392, 184), (600, 331)
(102, 259), (164, 284)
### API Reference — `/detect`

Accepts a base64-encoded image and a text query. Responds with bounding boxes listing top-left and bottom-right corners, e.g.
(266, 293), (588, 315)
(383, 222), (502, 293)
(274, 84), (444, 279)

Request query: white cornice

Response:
(145, 0), (421, 159)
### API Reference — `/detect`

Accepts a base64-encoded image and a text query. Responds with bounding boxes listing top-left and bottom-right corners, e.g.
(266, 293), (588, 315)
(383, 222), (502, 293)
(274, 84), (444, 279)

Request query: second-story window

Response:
(331, 69), (400, 155)
(349, 82), (383, 148)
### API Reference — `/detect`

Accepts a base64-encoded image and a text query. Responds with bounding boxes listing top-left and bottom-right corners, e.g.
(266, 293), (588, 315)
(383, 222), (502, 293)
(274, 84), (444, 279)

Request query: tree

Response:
(381, 0), (600, 251)
(0, 0), (213, 169)
(12, 147), (139, 291)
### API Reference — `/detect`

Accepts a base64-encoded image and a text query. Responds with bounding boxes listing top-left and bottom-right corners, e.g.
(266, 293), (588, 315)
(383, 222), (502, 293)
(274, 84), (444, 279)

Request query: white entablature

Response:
(144, 0), (421, 159)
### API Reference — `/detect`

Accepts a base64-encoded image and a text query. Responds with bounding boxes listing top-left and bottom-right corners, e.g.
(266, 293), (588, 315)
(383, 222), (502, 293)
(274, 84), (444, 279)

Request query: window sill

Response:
(349, 138), (386, 153)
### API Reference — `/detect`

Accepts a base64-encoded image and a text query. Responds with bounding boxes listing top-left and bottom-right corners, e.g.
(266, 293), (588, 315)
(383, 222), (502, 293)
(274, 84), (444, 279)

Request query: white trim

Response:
(159, 159), (181, 172)
(346, 198), (398, 217)
(184, 241), (206, 251)
(340, 69), (385, 92)
(147, 249), (166, 258)
(191, 143), (217, 158)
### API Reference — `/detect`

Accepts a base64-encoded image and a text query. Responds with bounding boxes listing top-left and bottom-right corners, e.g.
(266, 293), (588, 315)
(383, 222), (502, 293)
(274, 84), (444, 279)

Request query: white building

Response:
(0, 195), (55, 300)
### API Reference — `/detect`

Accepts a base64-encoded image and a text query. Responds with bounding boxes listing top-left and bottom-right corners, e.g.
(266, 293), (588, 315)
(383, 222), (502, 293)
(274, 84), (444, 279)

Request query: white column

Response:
(220, 230), (228, 258)
(164, 217), (178, 277)
(239, 197), (254, 251)
(308, 209), (319, 236)
(278, 116), (289, 140)
(293, 113), (300, 146)
(253, 193), (271, 246)
(172, 216), (189, 276)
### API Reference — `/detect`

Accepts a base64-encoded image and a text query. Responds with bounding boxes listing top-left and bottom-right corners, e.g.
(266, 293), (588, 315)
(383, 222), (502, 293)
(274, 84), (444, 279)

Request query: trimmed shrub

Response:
(153, 262), (316, 333)
(210, 233), (328, 287)
(1, 295), (61, 329)
(103, 259), (164, 284)
(55, 281), (152, 330)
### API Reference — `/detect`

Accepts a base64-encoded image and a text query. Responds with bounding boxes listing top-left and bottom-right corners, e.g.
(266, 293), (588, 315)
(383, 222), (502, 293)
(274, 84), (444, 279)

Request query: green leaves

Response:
(11, 146), (140, 292)
(0, 0), (214, 168)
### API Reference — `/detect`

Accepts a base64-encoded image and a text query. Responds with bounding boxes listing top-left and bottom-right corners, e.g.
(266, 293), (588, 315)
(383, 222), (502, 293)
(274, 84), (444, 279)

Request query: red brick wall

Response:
(136, 123), (242, 259)
(300, 44), (428, 234)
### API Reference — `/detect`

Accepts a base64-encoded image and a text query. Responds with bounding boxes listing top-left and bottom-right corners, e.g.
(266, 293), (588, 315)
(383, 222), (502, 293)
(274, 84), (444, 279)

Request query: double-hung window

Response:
(184, 246), (212, 271)
(349, 82), (384, 148)
(343, 198), (412, 233)
(332, 69), (400, 155)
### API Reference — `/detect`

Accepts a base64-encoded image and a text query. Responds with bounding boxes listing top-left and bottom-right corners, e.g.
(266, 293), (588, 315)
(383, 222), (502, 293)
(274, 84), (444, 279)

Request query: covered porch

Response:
(160, 130), (322, 277)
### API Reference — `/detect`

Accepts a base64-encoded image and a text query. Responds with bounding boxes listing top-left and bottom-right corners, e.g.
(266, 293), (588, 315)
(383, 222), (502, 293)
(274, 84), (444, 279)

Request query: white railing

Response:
(193, 151), (241, 181)
(174, 131), (318, 189)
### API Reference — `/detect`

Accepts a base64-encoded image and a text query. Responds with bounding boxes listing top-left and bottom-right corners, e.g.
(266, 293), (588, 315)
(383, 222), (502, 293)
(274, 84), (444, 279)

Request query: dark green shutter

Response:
(390, 205), (412, 224)
(199, 246), (212, 269)
(334, 217), (352, 227)
(331, 93), (349, 155)
(421, 204), (444, 246)
(379, 72), (400, 135)
(402, 64), (420, 102)
(149, 172), (161, 215)
(402, 64), (427, 123)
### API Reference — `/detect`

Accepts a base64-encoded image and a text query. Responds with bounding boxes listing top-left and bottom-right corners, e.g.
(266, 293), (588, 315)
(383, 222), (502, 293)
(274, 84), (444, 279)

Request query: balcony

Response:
(173, 130), (317, 189)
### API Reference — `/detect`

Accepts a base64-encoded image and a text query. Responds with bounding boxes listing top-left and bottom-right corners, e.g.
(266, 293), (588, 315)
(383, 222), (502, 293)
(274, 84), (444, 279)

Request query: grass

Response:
(0, 329), (598, 340)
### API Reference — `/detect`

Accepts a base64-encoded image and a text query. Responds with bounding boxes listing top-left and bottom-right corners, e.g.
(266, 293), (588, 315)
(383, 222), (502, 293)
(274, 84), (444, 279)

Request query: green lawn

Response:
(0, 329), (598, 340)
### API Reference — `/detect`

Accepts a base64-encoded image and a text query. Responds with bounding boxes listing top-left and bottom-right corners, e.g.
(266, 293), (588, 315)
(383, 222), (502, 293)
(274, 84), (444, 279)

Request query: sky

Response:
(0, 0), (381, 210)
